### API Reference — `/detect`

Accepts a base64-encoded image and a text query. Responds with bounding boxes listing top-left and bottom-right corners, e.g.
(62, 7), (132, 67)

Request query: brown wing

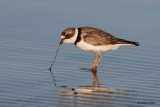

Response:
(80, 27), (120, 46)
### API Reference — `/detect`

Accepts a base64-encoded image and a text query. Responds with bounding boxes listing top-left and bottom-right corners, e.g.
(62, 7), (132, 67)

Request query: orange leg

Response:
(92, 53), (98, 68)
(92, 69), (100, 87)
(95, 52), (102, 68)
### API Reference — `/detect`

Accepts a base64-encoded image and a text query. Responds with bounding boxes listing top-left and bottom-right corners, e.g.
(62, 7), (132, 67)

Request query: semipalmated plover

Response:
(60, 26), (139, 71)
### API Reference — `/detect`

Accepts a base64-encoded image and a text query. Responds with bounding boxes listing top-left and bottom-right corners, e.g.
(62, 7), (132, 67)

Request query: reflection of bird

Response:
(60, 27), (139, 71)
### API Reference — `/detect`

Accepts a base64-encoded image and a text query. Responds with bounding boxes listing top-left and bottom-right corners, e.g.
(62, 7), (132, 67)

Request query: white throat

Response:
(64, 28), (78, 44)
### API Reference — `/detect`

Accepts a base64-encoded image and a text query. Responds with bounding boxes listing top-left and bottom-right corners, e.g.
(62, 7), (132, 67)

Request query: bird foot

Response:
(90, 67), (97, 72)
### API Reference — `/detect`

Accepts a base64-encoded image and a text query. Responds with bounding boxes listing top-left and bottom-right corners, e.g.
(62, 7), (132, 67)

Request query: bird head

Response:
(60, 27), (78, 45)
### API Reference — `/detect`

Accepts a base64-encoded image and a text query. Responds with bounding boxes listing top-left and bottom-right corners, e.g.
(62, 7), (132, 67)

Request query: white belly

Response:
(76, 40), (130, 53)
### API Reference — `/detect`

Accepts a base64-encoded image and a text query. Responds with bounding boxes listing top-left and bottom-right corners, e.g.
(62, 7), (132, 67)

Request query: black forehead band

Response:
(61, 32), (65, 35)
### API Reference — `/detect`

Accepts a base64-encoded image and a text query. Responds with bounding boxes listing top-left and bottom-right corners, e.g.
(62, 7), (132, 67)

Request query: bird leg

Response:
(92, 69), (100, 87)
(91, 53), (98, 71)
(95, 52), (102, 69)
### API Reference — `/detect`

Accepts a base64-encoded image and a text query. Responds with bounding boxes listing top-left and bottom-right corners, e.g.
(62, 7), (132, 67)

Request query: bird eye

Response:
(65, 34), (70, 39)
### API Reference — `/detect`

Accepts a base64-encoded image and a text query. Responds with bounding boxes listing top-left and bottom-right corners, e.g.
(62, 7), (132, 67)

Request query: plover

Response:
(60, 26), (139, 71)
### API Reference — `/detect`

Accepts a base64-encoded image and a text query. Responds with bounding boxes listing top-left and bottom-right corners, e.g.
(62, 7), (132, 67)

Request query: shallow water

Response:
(0, 0), (160, 107)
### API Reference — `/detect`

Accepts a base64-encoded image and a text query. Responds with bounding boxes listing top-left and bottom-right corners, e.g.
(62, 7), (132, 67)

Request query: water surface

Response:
(0, 0), (160, 107)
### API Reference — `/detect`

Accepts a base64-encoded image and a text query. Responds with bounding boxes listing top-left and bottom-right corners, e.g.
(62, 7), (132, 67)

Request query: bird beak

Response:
(59, 39), (65, 45)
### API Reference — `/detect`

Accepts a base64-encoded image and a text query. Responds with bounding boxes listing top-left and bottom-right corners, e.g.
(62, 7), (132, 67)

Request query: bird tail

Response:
(117, 39), (140, 46)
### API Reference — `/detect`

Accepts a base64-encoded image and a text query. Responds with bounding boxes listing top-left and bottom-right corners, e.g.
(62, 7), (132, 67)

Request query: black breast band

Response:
(74, 28), (81, 45)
